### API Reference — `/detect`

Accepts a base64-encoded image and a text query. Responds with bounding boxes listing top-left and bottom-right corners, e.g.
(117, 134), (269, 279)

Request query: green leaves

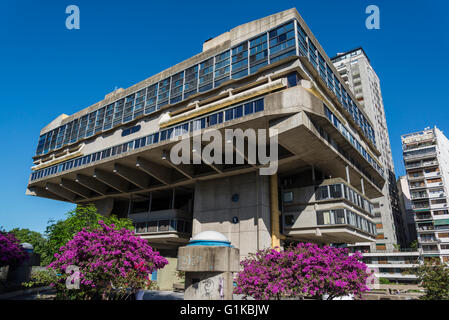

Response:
(9, 228), (47, 263)
(411, 258), (449, 300)
(41, 204), (133, 266)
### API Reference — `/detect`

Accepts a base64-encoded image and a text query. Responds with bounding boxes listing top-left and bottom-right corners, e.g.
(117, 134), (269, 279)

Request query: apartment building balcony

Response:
(433, 210), (449, 217)
(412, 202), (430, 210)
(430, 202), (448, 210)
(419, 238), (440, 244)
(403, 148), (437, 161)
(438, 237), (449, 243)
(407, 174), (425, 181)
(376, 272), (418, 281)
(415, 213), (432, 221)
(411, 193), (429, 200)
(402, 131), (435, 145)
(405, 159), (439, 169)
(426, 181), (444, 188)
(421, 248), (440, 254)
(409, 182), (426, 190)
(424, 171), (441, 179)
(416, 222), (435, 232)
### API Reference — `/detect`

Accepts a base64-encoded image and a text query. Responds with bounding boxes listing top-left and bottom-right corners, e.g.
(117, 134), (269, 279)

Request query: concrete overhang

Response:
(26, 83), (384, 203)
(284, 225), (375, 244)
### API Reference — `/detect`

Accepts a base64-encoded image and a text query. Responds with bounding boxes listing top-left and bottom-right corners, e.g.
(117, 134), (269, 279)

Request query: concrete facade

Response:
(397, 176), (418, 246)
(192, 172), (271, 260)
(332, 48), (403, 251)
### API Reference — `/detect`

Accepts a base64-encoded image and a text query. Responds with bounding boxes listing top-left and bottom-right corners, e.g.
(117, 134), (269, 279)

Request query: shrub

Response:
(0, 231), (29, 267)
(41, 204), (133, 266)
(48, 221), (168, 300)
(234, 243), (370, 300)
(411, 258), (449, 300)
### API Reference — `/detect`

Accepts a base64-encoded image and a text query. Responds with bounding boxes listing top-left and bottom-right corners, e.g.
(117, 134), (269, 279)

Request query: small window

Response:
(287, 73), (298, 87)
(159, 220), (169, 232)
(148, 221), (158, 232)
(284, 215), (295, 226)
(244, 102), (254, 115)
(329, 184), (342, 198)
(283, 191), (293, 203)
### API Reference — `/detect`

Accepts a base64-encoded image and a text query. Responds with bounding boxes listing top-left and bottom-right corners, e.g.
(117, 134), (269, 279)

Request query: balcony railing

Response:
(411, 194), (429, 200)
(405, 160), (438, 169)
(418, 226), (435, 231)
(420, 239), (439, 243)
(403, 149), (437, 160)
(415, 215), (432, 220)
(133, 218), (192, 235)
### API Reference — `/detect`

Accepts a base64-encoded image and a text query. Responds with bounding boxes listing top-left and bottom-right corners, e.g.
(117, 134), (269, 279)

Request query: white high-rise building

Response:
(332, 48), (405, 251)
(402, 127), (449, 263)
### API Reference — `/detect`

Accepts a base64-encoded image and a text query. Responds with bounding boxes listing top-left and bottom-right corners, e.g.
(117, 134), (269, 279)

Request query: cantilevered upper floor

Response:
(32, 8), (378, 161)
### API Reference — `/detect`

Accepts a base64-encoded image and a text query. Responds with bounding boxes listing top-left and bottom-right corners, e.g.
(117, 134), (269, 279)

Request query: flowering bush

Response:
(48, 221), (168, 300)
(234, 243), (370, 300)
(0, 231), (29, 267)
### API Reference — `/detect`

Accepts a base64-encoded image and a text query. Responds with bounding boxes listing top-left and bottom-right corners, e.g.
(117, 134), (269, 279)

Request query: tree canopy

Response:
(41, 204), (133, 266)
(9, 228), (47, 262)
(412, 258), (449, 300)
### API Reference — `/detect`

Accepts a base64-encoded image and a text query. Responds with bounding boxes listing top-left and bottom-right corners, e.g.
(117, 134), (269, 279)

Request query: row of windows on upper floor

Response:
(34, 22), (298, 157)
(323, 105), (384, 177)
(30, 98), (264, 182)
(316, 209), (377, 236)
(314, 183), (374, 215)
(283, 208), (376, 236)
(35, 19), (375, 158)
(296, 25), (376, 147)
(311, 119), (383, 191)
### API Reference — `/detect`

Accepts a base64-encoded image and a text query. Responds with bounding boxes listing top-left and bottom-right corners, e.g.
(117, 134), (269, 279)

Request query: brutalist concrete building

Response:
(26, 9), (385, 287)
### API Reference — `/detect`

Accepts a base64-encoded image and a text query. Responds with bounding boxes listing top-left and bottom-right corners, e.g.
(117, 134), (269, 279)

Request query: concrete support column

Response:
(270, 174), (281, 250)
(171, 188), (176, 209)
(345, 165), (351, 185)
(361, 178), (365, 195)
(127, 194), (133, 218)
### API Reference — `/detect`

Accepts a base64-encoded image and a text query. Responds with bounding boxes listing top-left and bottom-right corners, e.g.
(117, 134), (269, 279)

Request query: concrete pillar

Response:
(270, 174), (281, 250)
(345, 165), (351, 185)
(361, 178), (365, 195)
(177, 232), (239, 300)
(127, 194), (133, 217)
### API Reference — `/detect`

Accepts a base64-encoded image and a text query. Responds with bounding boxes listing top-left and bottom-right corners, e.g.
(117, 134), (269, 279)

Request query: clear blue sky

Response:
(0, 0), (448, 234)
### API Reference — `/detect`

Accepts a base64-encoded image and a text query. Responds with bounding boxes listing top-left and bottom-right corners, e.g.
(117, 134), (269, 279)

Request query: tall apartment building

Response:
(397, 175), (418, 246)
(332, 48), (404, 251)
(26, 9), (385, 286)
(402, 127), (449, 263)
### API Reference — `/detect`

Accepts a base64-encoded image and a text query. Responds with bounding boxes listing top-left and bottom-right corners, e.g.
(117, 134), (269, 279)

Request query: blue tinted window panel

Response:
(270, 50), (295, 63)
(255, 99), (264, 112)
(232, 69), (248, 79)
